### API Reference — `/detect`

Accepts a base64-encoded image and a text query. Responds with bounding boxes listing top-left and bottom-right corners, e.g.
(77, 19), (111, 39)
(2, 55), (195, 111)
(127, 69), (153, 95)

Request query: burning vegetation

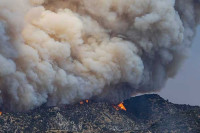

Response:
(80, 100), (89, 105)
(78, 99), (126, 111)
(113, 102), (126, 111)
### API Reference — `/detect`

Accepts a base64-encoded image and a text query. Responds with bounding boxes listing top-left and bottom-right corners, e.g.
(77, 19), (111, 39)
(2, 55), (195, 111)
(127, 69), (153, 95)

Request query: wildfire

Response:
(86, 100), (89, 103)
(80, 100), (89, 105)
(113, 102), (126, 111)
(80, 101), (84, 105)
(78, 100), (126, 111)
(118, 102), (127, 111)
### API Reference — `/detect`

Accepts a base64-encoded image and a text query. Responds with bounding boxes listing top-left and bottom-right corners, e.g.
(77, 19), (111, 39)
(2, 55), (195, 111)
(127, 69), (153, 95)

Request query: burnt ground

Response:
(0, 94), (200, 133)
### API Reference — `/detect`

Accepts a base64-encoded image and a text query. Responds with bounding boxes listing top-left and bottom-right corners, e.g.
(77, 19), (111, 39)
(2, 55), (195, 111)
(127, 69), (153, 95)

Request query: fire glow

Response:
(113, 102), (127, 111)
(80, 100), (89, 105)
(0, 112), (2, 116)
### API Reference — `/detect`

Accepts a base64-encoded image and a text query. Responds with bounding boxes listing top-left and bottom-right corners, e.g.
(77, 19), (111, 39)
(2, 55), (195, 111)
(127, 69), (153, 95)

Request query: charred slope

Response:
(0, 94), (200, 133)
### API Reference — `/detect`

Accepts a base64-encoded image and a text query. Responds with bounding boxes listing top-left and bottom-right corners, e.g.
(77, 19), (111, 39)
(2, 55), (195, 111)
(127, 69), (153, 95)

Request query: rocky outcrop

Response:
(0, 94), (200, 133)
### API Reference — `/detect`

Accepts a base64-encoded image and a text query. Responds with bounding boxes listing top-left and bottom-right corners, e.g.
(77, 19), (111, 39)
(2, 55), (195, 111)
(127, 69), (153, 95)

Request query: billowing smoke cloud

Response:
(0, 0), (199, 111)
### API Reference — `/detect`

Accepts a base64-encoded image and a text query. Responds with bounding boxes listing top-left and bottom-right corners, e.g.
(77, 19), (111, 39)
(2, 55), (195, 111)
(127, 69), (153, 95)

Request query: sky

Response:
(158, 26), (200, 106)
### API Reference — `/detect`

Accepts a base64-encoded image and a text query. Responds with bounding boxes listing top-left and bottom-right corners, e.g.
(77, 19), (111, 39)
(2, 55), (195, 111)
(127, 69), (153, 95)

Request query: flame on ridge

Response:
(79, 100), (89, 105)
(113, 102), (126, 111)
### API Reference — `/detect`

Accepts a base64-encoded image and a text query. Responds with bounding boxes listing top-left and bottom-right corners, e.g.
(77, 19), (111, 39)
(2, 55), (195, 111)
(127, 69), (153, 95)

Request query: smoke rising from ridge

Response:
(0, 0), (199, 111)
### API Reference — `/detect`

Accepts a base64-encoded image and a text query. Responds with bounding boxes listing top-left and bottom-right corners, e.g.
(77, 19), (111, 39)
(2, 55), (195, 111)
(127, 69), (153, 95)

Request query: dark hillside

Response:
(0, 94), (200, 133)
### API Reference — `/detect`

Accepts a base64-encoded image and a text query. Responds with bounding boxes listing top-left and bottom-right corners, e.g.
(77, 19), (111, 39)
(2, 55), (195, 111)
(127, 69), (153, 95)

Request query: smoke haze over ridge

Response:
(0, 0), (199, 111)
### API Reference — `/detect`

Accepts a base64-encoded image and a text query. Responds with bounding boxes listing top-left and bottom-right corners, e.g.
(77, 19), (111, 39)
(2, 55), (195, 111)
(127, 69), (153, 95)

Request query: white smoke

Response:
(0, 0), (199, 111)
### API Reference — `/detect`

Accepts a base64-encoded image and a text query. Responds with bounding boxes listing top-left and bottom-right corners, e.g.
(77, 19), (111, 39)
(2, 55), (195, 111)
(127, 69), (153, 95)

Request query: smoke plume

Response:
(0, 0), (199, 111)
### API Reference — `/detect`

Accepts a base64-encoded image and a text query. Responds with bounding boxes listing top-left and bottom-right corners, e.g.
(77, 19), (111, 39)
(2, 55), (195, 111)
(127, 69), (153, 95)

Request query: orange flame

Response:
(113, 102), (126, 111)
(80, 100), (89, 105)
(118, 102), (126, 111)
(0, 112), (2, 116)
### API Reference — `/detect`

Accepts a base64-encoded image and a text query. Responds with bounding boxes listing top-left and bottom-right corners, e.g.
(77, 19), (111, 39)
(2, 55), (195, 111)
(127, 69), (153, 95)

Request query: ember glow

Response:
(0, 112), (2, 116)
(113, 102), (126, 111)
(79, 100), (89, 105)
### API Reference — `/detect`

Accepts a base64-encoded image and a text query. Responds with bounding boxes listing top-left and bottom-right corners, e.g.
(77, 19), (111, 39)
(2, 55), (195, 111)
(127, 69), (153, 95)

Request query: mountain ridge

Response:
(0, 94), (200, 133)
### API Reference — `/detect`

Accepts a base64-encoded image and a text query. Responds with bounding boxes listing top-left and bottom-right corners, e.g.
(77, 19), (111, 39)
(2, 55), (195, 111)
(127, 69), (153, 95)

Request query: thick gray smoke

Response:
(0, 0), (199, 111)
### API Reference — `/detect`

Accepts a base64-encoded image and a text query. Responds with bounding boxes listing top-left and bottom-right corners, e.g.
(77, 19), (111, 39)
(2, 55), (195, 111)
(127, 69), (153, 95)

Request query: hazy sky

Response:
(158, 26), (200, 106)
